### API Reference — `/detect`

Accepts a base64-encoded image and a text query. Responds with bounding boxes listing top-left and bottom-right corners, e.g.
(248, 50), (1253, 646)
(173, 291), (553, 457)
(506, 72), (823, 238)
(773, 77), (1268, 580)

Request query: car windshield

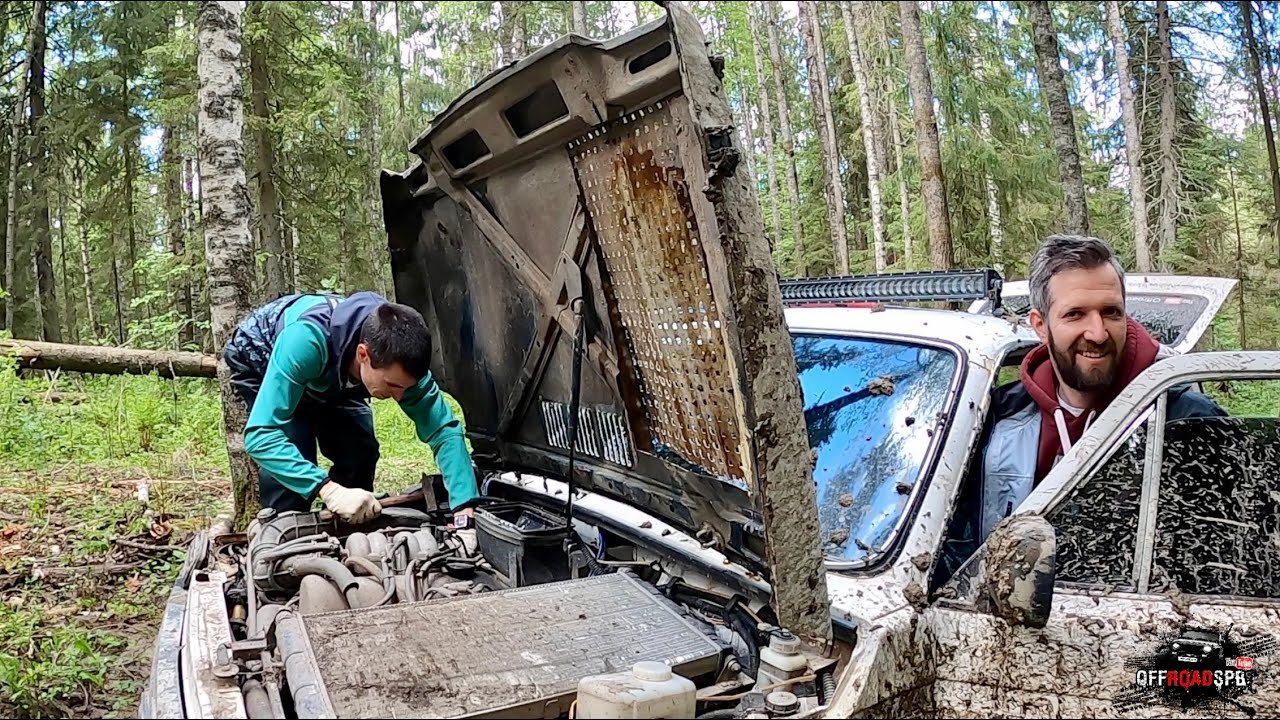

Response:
(791, 333), (960, 566)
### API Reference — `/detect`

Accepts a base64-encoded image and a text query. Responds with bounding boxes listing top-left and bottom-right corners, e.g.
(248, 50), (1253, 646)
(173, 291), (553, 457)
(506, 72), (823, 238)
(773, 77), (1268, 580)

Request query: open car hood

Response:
(378, 3), (829, 636)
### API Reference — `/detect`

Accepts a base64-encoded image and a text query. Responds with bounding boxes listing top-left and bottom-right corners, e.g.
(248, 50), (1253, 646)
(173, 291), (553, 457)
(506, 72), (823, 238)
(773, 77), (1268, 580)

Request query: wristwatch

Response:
(453, 512), (473, 529)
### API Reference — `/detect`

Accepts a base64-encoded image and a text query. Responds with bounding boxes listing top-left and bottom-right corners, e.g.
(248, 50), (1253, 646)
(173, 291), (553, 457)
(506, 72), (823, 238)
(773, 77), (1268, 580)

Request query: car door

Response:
(969, 275), (1237, 354)
(920, 350), (1280, 719)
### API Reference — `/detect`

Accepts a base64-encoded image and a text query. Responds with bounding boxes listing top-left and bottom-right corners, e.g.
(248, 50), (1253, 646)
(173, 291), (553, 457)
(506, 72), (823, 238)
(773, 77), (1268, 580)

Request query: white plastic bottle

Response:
(575, 661), (697, 719)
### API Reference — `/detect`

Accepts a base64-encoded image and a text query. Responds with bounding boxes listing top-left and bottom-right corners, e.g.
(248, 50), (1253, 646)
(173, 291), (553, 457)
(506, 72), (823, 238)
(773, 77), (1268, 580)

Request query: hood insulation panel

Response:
(570, 95), (747, 490)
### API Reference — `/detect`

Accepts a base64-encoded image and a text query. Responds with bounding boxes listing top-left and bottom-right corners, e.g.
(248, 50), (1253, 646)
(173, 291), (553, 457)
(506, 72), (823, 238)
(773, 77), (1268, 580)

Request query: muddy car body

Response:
(139, 4), (1279, 718)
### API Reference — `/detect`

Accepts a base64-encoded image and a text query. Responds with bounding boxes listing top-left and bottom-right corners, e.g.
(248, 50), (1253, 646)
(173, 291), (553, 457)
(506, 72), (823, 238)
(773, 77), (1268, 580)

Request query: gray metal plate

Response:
(298, 572), (723, 718)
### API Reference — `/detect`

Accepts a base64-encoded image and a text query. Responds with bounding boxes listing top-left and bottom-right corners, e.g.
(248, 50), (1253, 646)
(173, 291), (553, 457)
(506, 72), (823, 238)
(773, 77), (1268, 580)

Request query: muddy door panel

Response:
(929, 596), (1187, 718)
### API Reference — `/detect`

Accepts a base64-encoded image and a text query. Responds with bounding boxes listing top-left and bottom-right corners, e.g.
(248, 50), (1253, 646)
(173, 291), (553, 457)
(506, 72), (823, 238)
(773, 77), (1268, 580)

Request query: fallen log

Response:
(0, 339), (217, 378)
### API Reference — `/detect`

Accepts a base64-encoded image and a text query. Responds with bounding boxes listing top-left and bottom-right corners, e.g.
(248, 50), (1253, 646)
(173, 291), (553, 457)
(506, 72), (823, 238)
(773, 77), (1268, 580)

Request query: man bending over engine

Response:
(222, 291), (480, 540)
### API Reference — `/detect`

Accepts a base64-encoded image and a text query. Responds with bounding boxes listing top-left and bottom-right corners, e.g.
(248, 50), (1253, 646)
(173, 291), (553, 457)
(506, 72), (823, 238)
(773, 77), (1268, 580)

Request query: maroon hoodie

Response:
(1021, 315), (1161, 481)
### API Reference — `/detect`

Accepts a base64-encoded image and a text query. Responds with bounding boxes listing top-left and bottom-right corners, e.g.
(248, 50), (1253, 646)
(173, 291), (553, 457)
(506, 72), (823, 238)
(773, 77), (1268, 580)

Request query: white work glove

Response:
(456, 528), (478, 556)
(318, 482), (382, 524)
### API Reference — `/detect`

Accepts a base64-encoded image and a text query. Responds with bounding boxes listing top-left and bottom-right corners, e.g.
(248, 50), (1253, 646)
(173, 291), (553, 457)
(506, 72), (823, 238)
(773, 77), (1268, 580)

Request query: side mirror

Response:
(982, 514), (1056, 629)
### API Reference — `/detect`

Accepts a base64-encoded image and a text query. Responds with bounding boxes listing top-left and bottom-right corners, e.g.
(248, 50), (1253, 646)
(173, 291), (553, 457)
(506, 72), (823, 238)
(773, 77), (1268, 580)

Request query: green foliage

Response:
(0, 607), (123, 718)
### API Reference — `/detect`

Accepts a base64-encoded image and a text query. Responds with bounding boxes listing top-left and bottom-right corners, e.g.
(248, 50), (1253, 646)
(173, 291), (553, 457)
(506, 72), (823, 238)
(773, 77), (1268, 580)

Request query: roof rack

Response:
(779, 268), (1004, 311)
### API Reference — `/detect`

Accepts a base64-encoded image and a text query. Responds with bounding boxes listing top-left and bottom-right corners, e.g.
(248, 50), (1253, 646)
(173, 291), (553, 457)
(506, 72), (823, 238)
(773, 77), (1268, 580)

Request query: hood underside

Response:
(379, 1), (828, 625)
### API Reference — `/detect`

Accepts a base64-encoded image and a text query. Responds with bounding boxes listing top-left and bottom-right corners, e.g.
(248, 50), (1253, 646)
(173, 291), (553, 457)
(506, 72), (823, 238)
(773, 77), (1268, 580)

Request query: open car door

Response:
(970, 275), (1237, 354)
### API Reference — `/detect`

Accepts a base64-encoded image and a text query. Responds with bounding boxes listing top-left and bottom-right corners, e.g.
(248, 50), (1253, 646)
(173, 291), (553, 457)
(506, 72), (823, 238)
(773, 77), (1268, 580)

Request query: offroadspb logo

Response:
(1113, 622), (1276, 716)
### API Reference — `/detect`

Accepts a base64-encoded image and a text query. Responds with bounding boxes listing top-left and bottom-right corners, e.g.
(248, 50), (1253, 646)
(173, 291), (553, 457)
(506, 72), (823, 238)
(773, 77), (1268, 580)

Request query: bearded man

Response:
(976, 234), (1225, 542)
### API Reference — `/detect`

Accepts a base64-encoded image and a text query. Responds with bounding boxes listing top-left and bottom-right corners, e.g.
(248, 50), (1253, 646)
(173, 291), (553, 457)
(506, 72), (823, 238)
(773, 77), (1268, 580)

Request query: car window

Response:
(791, 333), (959, 565)
(1150, 414), (1280, 600)
(1043, 420), (1148, 590)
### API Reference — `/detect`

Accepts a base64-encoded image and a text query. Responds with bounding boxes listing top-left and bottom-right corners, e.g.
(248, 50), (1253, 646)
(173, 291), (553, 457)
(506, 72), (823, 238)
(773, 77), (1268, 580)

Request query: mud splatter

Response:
(868, 377), (896, 396)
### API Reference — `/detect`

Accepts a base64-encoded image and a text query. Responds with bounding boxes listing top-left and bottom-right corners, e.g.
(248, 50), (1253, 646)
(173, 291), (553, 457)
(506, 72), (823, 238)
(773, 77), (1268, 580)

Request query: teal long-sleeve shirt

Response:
(242, 317), (479, 510)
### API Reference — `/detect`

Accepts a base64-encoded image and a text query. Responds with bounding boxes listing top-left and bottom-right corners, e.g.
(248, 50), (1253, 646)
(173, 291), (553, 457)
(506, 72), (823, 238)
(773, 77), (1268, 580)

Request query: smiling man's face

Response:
(1030, 263), (1128, 399)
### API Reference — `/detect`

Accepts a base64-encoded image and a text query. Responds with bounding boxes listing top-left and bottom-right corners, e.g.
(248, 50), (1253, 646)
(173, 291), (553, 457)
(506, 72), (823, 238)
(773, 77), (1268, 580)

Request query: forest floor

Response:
(0, 359), (448, 718)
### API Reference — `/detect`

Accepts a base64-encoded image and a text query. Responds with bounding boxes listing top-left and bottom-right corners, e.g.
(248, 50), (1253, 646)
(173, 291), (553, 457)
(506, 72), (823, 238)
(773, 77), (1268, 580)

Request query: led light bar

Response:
(780, 268), (1003, 309)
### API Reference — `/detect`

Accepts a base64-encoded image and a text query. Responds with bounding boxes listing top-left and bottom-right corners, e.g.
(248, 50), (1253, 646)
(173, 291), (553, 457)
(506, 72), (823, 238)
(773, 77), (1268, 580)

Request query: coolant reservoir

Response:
(575, 661), (696, 719)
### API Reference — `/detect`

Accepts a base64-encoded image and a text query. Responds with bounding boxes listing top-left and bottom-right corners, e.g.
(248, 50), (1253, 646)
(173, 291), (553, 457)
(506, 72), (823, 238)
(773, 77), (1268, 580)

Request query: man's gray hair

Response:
(1028, 234), (1126, 314)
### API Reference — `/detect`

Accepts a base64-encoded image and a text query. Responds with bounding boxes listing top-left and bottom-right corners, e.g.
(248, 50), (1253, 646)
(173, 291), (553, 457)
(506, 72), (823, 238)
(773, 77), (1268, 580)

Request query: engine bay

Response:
(189, 478), (837, 719)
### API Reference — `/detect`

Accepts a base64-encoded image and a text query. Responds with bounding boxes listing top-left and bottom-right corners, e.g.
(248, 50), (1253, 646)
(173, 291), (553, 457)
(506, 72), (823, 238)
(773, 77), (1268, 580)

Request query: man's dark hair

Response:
(1028, 234), (1126, 314)
(360, 302), (433, 379)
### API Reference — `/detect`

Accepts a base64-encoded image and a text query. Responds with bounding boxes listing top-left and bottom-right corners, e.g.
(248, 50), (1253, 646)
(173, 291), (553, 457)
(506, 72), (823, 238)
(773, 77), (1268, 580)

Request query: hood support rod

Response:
(564, 298), (586, 535)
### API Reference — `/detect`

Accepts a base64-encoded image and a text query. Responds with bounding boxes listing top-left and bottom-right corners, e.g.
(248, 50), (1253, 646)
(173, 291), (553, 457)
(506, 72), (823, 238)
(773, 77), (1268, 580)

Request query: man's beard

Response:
(1048, 328), (1121, 394)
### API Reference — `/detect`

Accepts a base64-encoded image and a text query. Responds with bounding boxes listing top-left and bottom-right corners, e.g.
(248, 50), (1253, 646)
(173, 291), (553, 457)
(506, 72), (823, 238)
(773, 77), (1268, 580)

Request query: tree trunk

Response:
(766, 1), (806, 276)
(748, 4), (782, 249)
(76, 162), (99, 341)
(199, 0), (258, 531)
(393, 1), (405, 112)
(887, 91), (913, 270)
(27, 0), (59, 342)
(899, 0), (953, 270)
(3, 40), (27, 334)
(978, 112), (1005, 274)
(289, 199), (301, 291)
(1229, 164), (1246, 350)
(182, 155), (200, 346)
(122, 77), (141, 309)
(0, 339), (216, 378)
(1254, 2), (1280, 141)
(56, 167), (77, 343)
(970, 12), (1005, 274)
(365, 0), (387, 296)
(1025, 0), (1090, 237)
(1241, 0), (1280, 231)
(1155, 0), (1178, 269)
(512, 2), (527, 57)
(842, 1), (887, 272)
(249, 1), (286, 300)
(111, 253), (125, 343)
(162, 129), (193, 347)
(800, 0), (850, 274)
(735, 25), (758, 186)
(1107, 1), (1153, 272)
(572, 0), (587, 35)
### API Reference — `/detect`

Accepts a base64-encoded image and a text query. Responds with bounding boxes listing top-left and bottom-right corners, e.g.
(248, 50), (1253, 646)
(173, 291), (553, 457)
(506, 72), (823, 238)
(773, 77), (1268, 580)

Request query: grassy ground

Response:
(0, 357), (455, 718)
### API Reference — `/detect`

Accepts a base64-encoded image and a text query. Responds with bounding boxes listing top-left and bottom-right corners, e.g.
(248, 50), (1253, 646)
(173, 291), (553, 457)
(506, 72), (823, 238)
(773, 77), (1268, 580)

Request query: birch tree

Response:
(748, 4), (782, 247)
(198, 0), (258, 529)
(842, 1), (886, 272)
(799, 0), (850, 274)
(971, 7), (1005, 273)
